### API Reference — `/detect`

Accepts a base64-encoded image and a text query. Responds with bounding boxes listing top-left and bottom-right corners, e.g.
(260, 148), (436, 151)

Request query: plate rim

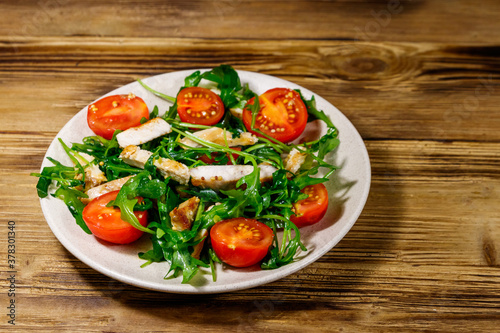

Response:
(39, 69), (371, 294)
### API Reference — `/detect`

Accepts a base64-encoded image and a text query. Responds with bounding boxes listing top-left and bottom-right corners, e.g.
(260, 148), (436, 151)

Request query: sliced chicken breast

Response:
(169, 196), (200, 231)
(180, 127), (258, 148)
(84, 164), (107, 190)
(86, 175), (133, 201)
(119, 145), (190, 185)
(190, 164), (276, 191)
(284, 148), (307, 174)
(191, 229), (208, 260)
(116, 117), (171, 148)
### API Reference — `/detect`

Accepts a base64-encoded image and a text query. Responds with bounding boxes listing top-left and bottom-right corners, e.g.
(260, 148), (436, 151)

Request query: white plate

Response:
(39, 69), (371, 294)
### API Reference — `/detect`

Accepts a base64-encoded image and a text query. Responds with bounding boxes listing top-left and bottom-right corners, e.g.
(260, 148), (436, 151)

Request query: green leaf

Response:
(112, 172), (165, 234)
(33, 157), (82, 198)
(260, 216), (306, 269)
(200, 65), (242, 108)
(184, 70), (203, 87)
(53, 187), (91, 234)
(296, 90), (335, 128)
(293, 175), (328, 190)
(137, 79), (176, 103)
(313, 127), (340, 160)
(156, 185), (181, 229)
(221, 158), (263, 217)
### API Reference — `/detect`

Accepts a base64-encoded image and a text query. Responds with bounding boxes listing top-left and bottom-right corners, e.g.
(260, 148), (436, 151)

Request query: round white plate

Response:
(39, 69), (371, 294)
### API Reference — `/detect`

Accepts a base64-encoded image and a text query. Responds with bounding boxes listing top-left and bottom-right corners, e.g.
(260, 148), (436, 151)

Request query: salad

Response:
(33, 65), (339, 284)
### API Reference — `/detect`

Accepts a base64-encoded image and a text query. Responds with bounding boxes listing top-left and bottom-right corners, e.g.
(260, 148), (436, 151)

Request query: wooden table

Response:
(1, 1), (499, 332)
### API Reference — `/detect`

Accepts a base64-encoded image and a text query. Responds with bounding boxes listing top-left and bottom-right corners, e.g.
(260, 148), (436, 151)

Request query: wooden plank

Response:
(1, 37), (499, 142)
(0, 0), (499, 326)
(1, 142), (499, 332)
(0, 1), (499, 43)
(2, 140), (499, 287)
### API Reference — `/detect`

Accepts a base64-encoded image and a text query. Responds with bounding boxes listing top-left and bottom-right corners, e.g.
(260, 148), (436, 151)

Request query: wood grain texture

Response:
(1, 0), (500, 43)
(2, 137), (500, 331)
(1, 37), (500, 141)
(1, 1), (500, 332)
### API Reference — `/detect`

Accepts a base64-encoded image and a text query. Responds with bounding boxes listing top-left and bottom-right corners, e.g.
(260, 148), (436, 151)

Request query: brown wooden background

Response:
(1, 1), (499, 332)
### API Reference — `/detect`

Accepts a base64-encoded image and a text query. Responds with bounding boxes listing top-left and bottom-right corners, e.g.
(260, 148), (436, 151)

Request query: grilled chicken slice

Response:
(72, 152), (107, 191)
(169, 196), (200, 231)
(119, 145), (190, 185)
(154, 158), (190, 185)
(190, 164), (276, 191)
(116, 117), (171, 148)
(119, 145), (152, 169)
(180, 127), (258, 148)
(86, 175), (133, 201)
(84, 164), (107, 190)
(284, 148), (307, 174)
(191, 229), (208, 260)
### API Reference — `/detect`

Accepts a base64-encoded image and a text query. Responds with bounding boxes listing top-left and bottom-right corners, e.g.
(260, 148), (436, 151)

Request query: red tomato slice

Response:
(177, 87), (225, 125)
(290, 183), (329, 228)
(82, 190), (148, 244)
(242, 88), (308, 143)
(210, 218), (274, 268)
(199, 147), (241, 165)
(87, 93), (149, 140)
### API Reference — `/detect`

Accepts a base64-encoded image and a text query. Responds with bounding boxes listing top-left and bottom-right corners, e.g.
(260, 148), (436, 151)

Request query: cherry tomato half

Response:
(290, 183), (329, 228)
(199, 147), (241, 165)
(242, 88), (308, 143)
(87, 93), (149, 140)
(82, 190), (148, 244)
(210, 218), (274, 268)
(177, 87), (225, 126)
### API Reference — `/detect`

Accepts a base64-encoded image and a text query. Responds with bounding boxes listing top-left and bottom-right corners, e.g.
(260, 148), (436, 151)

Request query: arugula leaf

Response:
(312, 127), (340, 160)
(139, 232), (165, 266)
(141, 199), (210, 283)
(296, 126), (340, 180)
(217, 109), (246, 138)
(199, 65), (242, 108)
(32, 157), (83, 198)
(53, 187), (91, 234)
(102, 157), (143, 181)
(112, 172), (165, 234)
(293, 175), (328, 189)
(260, 216), (306, 269)
(184, 65), (254, 110)
(137, 79), (176, 103)
(183, 187), (224, 203)
(149, 105), (160, 119)
(156, 184), (181, 229)
(246, 145), (283, 169)
(221, 158), (263, 217)
(184, 70), (203, 87)
(296, 89), (335, 128)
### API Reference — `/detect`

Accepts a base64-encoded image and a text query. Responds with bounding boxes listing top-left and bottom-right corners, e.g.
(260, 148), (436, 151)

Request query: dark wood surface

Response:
(1, 1), (499, 332)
